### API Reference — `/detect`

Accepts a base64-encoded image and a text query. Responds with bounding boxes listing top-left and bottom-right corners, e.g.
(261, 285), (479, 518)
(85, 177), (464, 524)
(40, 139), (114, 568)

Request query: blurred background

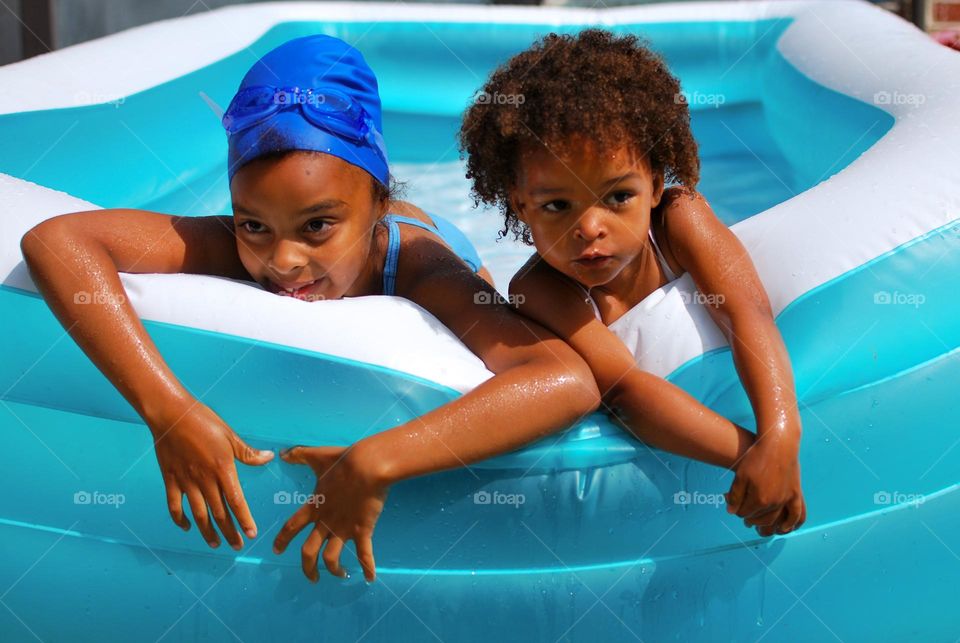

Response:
(3, 0), (958, 66)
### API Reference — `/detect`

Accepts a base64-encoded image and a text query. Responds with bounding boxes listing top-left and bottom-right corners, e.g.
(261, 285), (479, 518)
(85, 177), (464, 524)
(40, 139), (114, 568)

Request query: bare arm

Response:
(509, 256), (753, 469)
(21, 210), (247, 419)
(21, 210), (273, 549)
(274, 234), (601, 582)
(361, 237), (600, 480)
(658, 190), (805, 536)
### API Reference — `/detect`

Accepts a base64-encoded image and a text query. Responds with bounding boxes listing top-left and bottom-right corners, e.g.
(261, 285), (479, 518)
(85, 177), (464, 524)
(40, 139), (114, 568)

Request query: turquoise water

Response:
(3, 17), (959, 643)
(0, 19), (890, 290)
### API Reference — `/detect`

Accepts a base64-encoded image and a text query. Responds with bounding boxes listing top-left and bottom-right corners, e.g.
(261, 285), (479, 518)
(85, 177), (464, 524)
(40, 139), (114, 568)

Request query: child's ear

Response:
(651, 172), (665, 208)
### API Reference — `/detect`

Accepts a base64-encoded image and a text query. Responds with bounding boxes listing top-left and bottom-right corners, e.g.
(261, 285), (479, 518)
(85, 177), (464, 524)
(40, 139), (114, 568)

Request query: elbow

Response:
(20, 216), (69, 265)
(572, 362), (602, 415)
(545, 346), (601, 418)
(601, 367), (643, 411)
(20, 221), (49, 264)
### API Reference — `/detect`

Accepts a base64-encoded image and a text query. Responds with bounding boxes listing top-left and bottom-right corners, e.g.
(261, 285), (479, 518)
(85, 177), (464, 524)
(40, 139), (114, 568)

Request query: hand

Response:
(150, 402), (274, 549)
(273, 445), (388, 583)
(726, 431), (805, 537)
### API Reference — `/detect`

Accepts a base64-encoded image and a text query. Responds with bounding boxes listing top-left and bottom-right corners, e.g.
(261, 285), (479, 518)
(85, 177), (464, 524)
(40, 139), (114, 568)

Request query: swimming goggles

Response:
(221, 85), (387, 160)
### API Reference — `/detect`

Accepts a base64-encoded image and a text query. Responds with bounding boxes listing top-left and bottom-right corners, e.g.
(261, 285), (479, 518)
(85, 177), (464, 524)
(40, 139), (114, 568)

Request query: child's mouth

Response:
(574, 255), (614, 270)
(269, 278), (326, 301)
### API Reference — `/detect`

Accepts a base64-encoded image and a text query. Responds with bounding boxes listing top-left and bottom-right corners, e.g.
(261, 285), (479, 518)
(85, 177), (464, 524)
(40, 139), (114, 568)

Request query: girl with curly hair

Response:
(460, 29), (806, 537)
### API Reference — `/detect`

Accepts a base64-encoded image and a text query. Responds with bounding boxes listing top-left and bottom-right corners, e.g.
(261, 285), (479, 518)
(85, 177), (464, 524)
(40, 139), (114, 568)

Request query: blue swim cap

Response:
(224, 34), (389, 186)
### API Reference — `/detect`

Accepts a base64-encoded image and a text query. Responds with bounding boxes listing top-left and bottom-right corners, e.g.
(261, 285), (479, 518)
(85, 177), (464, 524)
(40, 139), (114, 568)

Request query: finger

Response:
(281, 445), (342, 473)
(220, 470), (258, 539)
(280, 446), (314, 466)
(777, 497), (805, 534)
(725, 477), (747, 515)
(757, 520), (780, 538)
(301, 527), (327, 583)
(231, 434), (274, 466)
(201, 480), (242, 550)
(164, 477), (190, 531)
(734, 486), (764, 519)
(745, 506), (782, 529)
(737, 486), (778, 520)
(356, 535), (377, 582)
(185, 486), (219, 548)
(322, 537), (347, 579)
(273, 504), (314, 554)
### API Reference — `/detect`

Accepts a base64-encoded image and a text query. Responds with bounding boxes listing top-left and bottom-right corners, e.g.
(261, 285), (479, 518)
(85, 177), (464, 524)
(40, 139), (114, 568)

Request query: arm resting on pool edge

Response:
(20, 210), (273, 550)
(272, 235), (602, 582)
(507, 254), (755, 469)
(657, 190), (806, 537)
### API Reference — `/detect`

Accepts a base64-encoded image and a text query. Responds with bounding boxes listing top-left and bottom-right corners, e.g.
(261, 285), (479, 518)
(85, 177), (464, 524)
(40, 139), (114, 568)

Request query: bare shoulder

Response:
(387, 200), (437, 228)
(653, 187), (723, 272)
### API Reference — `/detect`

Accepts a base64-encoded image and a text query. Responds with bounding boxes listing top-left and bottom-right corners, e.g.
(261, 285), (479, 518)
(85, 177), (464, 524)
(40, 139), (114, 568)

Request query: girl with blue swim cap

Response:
(21, 35), (600, 583)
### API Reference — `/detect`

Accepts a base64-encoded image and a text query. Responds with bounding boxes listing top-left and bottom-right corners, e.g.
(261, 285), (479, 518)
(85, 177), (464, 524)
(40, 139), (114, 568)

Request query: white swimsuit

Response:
(577, 227), (680, 321)
(576, 226), (729, 378)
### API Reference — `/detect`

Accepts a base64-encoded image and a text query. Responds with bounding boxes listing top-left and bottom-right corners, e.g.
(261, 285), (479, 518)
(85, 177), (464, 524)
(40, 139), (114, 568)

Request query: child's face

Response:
(511, 139), (664, 289)
(230, 152), (387, 301)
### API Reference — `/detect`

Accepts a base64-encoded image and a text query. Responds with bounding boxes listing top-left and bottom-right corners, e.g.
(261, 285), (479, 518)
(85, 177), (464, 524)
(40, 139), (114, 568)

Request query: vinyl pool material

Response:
(1, 1), (959, 640)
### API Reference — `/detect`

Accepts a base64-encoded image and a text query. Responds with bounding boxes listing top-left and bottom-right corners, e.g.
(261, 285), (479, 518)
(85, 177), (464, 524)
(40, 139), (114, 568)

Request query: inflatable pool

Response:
(1, 1), (959, 640)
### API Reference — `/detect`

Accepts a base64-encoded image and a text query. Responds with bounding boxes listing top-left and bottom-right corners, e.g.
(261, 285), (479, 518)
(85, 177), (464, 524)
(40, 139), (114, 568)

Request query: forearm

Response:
(21, 224), (193, 427)
(726, 312), (801, 445)
(607, 369), (753, 469)
(354, 359), (599, 484)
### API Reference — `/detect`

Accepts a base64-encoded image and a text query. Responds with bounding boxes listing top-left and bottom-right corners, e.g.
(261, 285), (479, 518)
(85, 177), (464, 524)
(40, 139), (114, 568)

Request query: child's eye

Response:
(606, 191), (634, 207)
(542, 200), (570, 213)
(304, 219), (331, 234)
(239, 220), (266, 234)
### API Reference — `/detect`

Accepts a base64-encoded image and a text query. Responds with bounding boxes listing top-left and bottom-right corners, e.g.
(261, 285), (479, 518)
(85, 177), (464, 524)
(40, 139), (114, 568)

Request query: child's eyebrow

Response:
(600, 172), (642, 188)
(231, 200), (348, 218)
(299, 199), (348, 214)
(530, 173), (644, 197)
(530, 186), (568, 196)
(232, 203), (257, 217)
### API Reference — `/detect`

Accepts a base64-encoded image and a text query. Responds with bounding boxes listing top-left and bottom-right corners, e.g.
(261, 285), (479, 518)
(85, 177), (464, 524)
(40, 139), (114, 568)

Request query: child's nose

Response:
(574, 208), (607, 242)
(269, 238), (309, 273)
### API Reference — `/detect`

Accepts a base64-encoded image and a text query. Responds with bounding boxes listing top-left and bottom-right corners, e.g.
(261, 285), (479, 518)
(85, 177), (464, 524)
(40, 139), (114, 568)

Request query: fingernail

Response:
(273, 545), (281, 554)
(246, 528), (257, 538)
(209, 540), (220, 548)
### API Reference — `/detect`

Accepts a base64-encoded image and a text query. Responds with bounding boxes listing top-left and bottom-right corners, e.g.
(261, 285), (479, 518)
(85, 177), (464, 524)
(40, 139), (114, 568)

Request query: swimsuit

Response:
(578, 227), (680, 321)
(381, 213), (483, 296)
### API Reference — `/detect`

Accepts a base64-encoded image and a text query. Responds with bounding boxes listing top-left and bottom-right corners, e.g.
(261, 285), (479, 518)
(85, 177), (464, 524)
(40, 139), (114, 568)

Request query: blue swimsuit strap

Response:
(381, 214), (442, 296)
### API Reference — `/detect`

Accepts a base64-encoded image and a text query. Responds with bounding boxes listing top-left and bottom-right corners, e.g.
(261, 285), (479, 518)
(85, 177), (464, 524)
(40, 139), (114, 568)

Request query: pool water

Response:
(0, 18), (891, 296)
(8, 15), (959, 643)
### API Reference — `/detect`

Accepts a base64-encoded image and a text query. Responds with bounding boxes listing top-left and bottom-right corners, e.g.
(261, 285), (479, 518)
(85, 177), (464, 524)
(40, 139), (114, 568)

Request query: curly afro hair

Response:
(458, 28), (701, 245)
